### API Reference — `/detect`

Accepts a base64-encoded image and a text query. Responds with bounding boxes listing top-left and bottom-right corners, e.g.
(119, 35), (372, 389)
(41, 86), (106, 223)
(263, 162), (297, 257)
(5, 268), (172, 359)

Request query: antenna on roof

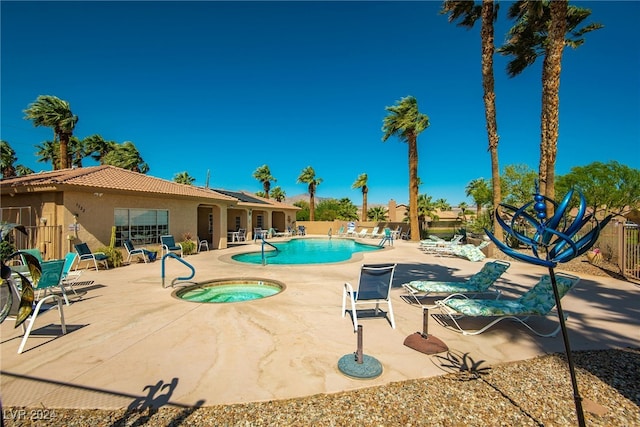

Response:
(205, 169), (210, 188)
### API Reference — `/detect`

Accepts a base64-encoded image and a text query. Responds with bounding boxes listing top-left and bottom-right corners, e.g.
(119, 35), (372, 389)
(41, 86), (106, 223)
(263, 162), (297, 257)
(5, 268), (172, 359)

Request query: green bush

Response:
(97, 246), (124, 268)
(181, 240), (196, 255)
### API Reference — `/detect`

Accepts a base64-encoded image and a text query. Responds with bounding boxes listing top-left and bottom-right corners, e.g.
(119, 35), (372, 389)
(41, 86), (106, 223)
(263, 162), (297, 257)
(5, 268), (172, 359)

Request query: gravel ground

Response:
(5, 254), (638, 427)
(4, 348), (639, 426)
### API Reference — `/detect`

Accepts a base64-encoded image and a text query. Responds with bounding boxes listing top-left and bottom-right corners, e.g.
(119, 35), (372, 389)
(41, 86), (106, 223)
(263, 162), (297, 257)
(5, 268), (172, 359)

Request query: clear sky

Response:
(2, 1), (638, 206)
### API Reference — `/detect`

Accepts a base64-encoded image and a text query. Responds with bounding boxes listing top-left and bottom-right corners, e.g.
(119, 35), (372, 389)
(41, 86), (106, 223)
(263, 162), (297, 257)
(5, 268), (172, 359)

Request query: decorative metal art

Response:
(485, 186), (611, 427)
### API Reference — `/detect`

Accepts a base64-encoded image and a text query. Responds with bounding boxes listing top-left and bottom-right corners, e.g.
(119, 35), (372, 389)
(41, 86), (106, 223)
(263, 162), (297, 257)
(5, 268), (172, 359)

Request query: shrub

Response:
(97, 246), (124, 268)
(181, 239), (196, 255)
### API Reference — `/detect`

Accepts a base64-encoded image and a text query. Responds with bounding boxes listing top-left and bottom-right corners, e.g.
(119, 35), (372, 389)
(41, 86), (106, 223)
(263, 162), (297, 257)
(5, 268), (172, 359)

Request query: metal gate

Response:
(620, 223), (640, 282)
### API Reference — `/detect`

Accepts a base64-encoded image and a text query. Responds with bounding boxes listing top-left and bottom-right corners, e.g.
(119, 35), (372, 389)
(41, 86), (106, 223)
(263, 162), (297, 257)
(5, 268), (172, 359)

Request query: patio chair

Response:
(254, 227), (268, 241)
(447, 241), (491, 261)
(367, 227), (380, 238)
(297, 225), (306, 236)
(346, 222), (357, 237)
(336, 225), (346, 237)
(434, 272), (580, 337)
(355, 228), (368, 238)
(342, 263), (397, 331)
(8, 258), (67, 354)
(58, 252), (83, 304)
(196, 236), (209, 252)
(378, 227), (394, 246)
(160, 235), (183, 258)
(401, 260), (510, 307)
(419, 234), (463, 254)
(237, 228), (247, 242)
(124, 239), (157, 263)
(74, 242), (109, 270)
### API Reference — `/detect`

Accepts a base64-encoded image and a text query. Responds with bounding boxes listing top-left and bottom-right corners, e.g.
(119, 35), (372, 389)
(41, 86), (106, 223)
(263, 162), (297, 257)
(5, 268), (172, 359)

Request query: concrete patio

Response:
(2, 237), (639, 410)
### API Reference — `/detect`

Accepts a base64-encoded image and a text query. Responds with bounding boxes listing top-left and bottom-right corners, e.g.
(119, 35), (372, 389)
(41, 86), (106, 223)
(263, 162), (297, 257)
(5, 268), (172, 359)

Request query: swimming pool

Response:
(232, 238), (382, 265)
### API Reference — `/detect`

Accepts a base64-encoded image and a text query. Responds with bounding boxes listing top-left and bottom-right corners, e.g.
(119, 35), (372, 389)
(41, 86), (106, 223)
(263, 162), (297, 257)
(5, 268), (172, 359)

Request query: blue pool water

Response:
(231, 238), (382, 265)
(175, 280), (284, 303)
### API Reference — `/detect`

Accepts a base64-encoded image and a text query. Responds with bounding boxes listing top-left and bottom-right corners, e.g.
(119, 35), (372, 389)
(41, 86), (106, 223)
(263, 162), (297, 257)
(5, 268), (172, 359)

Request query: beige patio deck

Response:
(2, 237), (639, 410)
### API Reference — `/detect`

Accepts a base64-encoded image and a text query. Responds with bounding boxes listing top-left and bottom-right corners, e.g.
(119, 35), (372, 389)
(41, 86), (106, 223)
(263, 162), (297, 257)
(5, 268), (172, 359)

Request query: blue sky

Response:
(2, 1), (638, 206)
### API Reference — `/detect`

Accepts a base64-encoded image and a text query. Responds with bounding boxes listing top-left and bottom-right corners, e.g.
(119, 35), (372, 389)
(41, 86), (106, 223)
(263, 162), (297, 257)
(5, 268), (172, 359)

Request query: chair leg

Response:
(17, 296), (66, 354)
(387, 300), (396, 329)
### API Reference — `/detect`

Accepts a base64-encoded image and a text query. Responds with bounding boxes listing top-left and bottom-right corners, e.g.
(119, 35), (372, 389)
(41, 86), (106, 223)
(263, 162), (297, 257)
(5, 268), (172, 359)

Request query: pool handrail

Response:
(162, 252), (195, 288)
(260, 236), (279, 265)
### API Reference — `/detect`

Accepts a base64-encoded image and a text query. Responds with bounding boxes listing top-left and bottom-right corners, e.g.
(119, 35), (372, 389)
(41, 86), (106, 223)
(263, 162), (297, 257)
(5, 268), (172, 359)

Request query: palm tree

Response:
(352, 173), (368, 222)
(435, 198), (451, 211)
(84, 134), (115, 165)
(1, 141), (17, 178)
(466, 178), (492, 216)
(15, 165), (34, 176)
(297, 166), (322, 221)
(68, 136), (88, 167)
(367, 206), (388, 222)
(35, 140), (59, 169)
(442, 0), (503, 241)
(270, 186), (286, 202)
(382, 96), (430, 241)
(417, 194), (439, 237)
(23, 95), (78, 169)
(458, 201), (470, 223)
(498, 0), (602, 203)
(103, 141), (149, 173)
(174, 171), (195, 185)
(252, 165), (276, 200)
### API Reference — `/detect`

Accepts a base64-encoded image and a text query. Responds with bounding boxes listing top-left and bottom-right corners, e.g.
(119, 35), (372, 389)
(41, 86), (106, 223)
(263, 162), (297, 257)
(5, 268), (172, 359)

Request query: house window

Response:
(115, 209), (169, 247)
(256, 215), (263, 229)
(208, 213), (214, 233)
(235, 216), (240, 231)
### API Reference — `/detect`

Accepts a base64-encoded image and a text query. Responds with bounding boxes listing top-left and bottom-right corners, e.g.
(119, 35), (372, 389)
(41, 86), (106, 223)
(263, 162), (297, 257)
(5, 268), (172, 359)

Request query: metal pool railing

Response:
(161, 252), (195, 288)
(260, 236), (279, 265)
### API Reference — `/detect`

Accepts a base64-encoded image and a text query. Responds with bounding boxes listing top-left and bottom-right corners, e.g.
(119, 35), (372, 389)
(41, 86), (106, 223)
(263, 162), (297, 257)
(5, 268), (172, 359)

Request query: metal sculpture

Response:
(485, 186), (611, 427)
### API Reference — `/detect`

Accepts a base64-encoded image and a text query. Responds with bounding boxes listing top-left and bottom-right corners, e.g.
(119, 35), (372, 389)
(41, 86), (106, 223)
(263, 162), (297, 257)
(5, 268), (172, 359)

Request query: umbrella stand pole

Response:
(549, 267), (586, 427)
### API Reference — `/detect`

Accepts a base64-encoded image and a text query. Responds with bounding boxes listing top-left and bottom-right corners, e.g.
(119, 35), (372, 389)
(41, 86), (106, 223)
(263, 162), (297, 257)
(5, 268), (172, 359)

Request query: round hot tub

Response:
(173, 279), (285, 303)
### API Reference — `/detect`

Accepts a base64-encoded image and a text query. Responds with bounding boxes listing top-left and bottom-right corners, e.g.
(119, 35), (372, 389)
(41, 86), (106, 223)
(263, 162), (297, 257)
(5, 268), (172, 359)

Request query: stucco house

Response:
(0, 165), (299, 260)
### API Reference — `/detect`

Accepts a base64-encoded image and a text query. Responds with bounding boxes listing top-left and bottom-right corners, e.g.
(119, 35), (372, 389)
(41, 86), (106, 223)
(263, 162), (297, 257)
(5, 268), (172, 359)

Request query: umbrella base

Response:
(338, 353), (383, 379)
(404, 332), (448, 355)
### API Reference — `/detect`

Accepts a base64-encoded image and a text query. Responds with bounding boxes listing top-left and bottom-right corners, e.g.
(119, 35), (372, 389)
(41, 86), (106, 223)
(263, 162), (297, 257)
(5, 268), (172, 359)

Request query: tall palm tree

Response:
(1, 141), (17, 178)
(174, 171), (195, 185)
(252, 165), (276, 200)
(351, 173), (368, 222)
(435, 198), (451, 211)
(270, 186), (286, 202)
(34, 140), (59, 169)
(441, 0), (503, 241)
(382, 96), (430, 241)
(297, 166), (322, 221)
(23, 95), (78, 169)
(498, 0), (602, 202)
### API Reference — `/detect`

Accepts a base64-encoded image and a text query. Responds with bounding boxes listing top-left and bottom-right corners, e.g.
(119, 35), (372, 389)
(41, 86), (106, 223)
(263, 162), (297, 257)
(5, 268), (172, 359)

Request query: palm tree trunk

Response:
(309, 187), (316, 221)
(481, 0), (503, 243)
(543, 0), (567, 208)
(408, 134), (420, 241)
(362, 189), (368, 222)
(59, 132), (69, 169)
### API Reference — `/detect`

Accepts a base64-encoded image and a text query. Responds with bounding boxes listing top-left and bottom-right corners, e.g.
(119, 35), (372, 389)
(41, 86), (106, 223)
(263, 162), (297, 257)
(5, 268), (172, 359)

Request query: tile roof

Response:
(1, 165), (238, 202)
